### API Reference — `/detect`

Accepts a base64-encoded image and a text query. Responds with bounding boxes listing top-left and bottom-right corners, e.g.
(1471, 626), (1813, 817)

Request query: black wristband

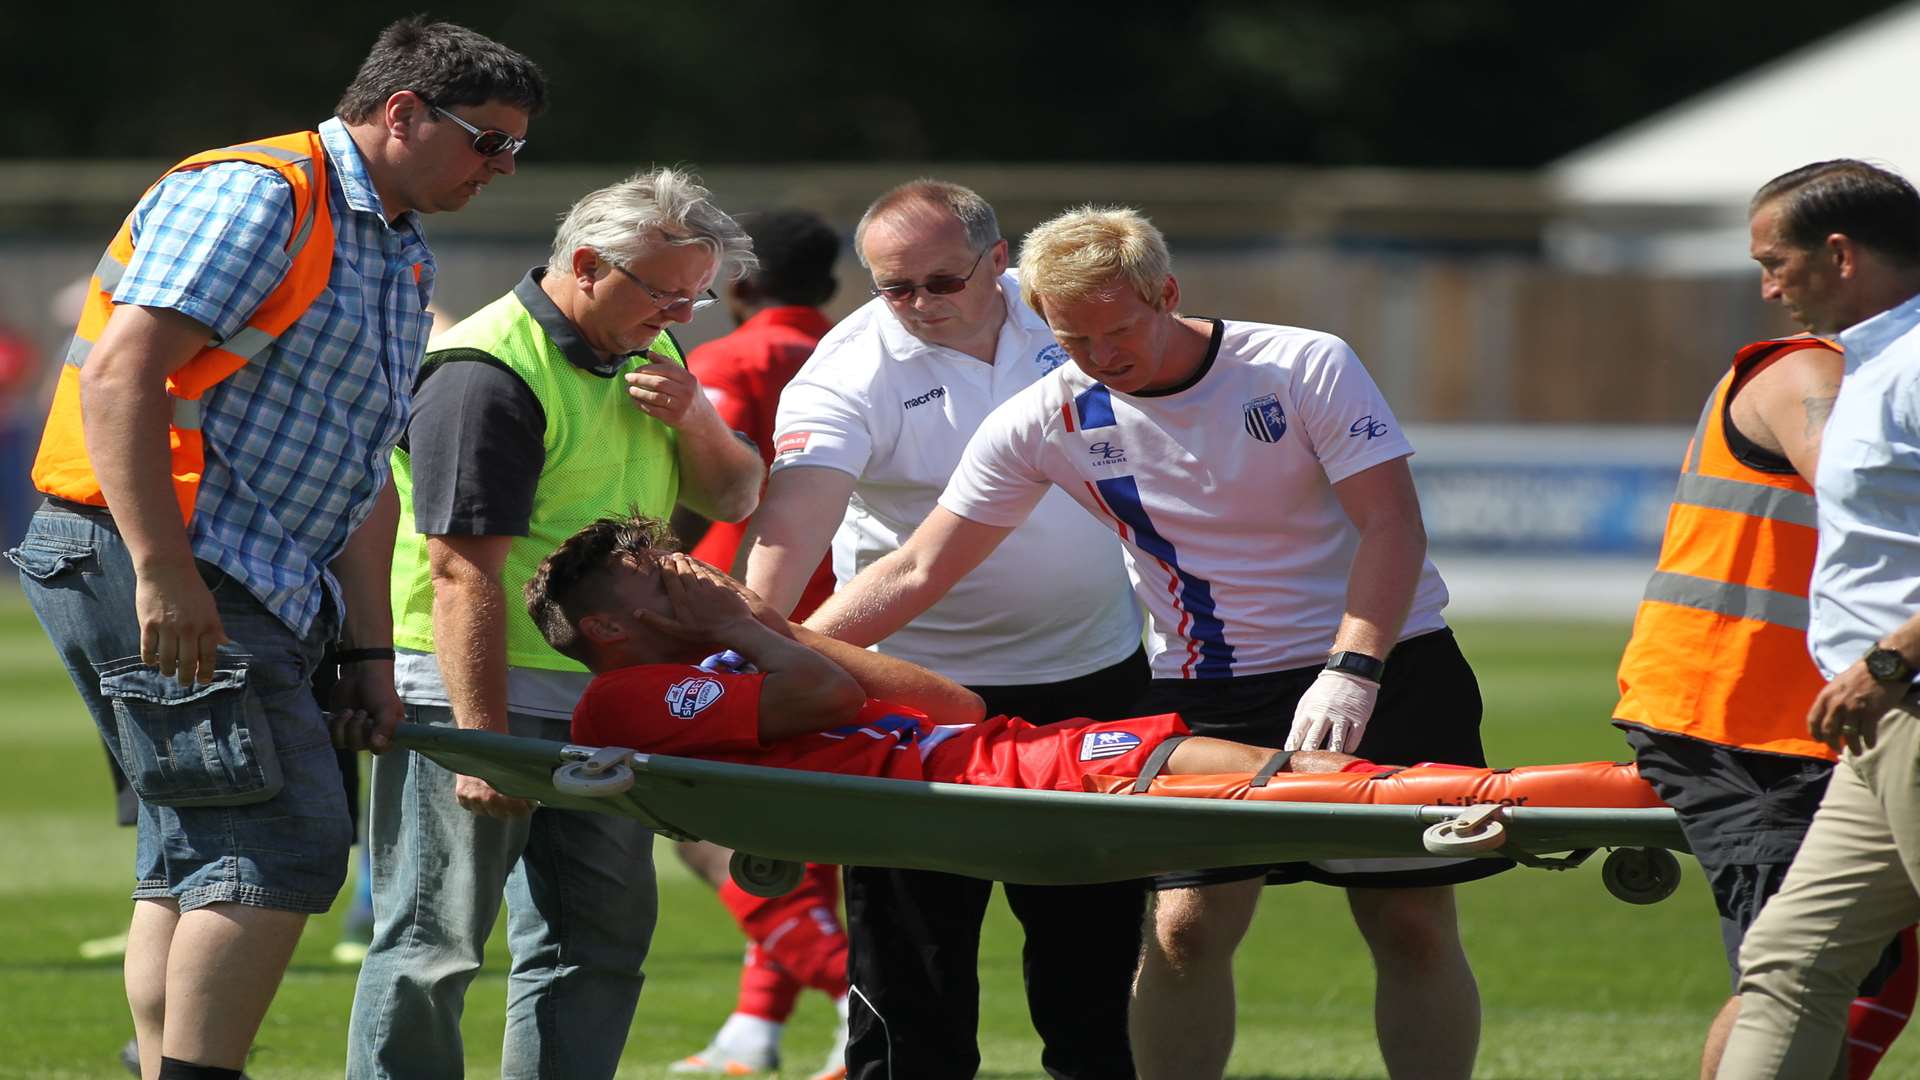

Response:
(335, 646), (396, 665)
(1325, 650), (1385, 683)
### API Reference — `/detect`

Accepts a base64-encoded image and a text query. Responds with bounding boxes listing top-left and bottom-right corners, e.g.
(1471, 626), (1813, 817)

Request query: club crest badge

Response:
(665, 676), (725, 720)
(1079, 730), (1142, 761)
(1036, 343), (1069, 374)
(1244, 394), (1287, 443)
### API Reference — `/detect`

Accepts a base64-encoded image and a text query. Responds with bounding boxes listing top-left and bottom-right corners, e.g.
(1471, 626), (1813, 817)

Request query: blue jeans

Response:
(346, 703), (658, 1079)
(8, 502), (350, 911)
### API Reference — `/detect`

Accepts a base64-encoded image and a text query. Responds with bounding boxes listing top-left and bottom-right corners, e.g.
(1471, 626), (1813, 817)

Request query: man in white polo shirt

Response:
(1715, 160), (1920, 1078)
(805, 206), (1497, 1079)
(741, 180), (1147, 1080)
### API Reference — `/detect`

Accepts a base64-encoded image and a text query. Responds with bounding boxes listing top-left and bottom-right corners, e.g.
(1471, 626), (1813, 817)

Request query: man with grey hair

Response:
(346, 167), (764, 1078)
(742, 179), (1147, 1079)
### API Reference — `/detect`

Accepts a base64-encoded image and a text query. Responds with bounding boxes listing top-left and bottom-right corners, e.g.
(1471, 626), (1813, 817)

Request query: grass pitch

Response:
(2, 591), (1910, 1078)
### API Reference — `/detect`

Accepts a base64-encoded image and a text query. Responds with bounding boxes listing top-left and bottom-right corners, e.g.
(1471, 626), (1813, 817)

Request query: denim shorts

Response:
(8, 502), (351, 913)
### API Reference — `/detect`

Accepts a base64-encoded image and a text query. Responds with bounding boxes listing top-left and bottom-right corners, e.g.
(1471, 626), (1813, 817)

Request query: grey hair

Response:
(853, 178), (1001, 267)
(547, 167), (757, 280)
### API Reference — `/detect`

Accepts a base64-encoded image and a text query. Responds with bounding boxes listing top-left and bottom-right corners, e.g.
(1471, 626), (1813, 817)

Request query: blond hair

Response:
(1017, 206), (1171, 317)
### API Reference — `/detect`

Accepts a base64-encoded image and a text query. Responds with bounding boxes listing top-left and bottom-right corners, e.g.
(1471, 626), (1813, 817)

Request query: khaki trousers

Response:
(1717, 703), (1920, 1079)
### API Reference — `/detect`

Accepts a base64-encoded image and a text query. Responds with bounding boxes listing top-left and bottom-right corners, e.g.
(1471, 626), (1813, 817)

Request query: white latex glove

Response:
(1285, 669), (1381, 752)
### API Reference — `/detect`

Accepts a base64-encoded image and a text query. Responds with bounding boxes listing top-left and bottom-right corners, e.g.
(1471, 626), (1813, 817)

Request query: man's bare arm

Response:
(427, 534), (532, 817)
(801, 508), (1015, 646)
(707, 566), (984, 726)
(79, 304), (230, 684)
(327, 478), (402, 751)
(642, 556), (865, 740)
(628, 355), (763, 523)
(788, 624), (985, 727)
(1727, 342), (1845, 485)
(1326, 458), (1427, 659)
(740, 465), (858, 614)
(673, 415), (764, 524)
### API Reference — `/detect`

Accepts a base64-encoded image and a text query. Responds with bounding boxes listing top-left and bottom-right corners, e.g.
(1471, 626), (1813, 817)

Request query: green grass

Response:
(0, 594), (1909, 1078)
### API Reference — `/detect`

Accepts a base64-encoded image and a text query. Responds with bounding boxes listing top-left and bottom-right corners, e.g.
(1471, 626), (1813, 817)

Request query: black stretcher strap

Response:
(1250, 751), (1295, 788)
(1131, 736), (1191, 793)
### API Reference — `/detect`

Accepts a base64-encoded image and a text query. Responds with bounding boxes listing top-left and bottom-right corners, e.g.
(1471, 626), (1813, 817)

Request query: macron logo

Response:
(903, 386), (947, 410)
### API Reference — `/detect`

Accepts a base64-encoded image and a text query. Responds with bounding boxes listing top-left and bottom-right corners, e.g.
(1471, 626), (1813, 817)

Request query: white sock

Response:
(713, 1012), (783, 1056)
(823, 995), (850, 1064)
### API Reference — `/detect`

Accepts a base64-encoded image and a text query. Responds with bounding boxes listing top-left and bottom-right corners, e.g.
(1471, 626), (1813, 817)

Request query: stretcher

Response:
(392, 723), (1689, 905)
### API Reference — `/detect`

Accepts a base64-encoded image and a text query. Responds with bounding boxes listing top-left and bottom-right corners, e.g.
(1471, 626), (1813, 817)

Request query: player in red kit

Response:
(527, 516), (1368, 799)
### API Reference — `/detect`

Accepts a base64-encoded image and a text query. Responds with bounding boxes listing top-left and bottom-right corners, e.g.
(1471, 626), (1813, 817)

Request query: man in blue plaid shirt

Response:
(6, 19), (544, 1079)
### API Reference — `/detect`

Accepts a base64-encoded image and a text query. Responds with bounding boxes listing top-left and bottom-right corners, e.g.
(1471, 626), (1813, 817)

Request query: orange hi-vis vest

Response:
(31, 131), (336, 524)
(1614, 337), (1836, 761)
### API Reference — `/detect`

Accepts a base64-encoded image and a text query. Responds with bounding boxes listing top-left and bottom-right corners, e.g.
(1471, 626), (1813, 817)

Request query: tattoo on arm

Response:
(1804, 387), (1838, 439)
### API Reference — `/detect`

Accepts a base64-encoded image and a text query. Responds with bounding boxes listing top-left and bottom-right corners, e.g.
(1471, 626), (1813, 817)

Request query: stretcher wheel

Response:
(1422, 815), (1507, 855)
(552, 759), (635, 797)
(729, 852), (804, 898)
(1601, 847), (1681, 905)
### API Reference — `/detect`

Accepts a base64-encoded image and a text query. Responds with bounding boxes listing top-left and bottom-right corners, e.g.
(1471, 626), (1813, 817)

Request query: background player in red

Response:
(679, 208), (840, 614)
(671, 209), (849, 1077)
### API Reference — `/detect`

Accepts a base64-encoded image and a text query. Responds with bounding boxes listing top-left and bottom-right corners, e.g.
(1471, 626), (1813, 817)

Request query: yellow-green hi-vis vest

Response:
(390, 289), (683, 672)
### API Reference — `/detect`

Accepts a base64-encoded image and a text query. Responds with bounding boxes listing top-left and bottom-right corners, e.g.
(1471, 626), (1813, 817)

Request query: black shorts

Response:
(1620, 725), (1833, 983)
(1147, 628), (1507, 891)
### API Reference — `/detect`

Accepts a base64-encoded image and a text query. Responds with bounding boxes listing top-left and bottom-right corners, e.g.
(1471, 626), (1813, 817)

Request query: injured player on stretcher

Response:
(528, 514), (1377, 787)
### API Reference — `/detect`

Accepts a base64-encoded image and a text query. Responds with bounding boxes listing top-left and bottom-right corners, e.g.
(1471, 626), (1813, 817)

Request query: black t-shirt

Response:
(404, 354), (547, 536)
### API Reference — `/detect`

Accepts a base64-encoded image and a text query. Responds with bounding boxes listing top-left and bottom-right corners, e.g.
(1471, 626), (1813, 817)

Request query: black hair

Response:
(335, 16), (548, 123)
(741, 209), (840, 307)
(1752, 160), (1920, 266)
(525, 514), (675, 663)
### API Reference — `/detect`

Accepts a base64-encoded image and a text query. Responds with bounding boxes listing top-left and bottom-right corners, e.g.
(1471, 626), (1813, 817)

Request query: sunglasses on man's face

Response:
(869, 246), (990, 302)
(430, 104), (527, 158)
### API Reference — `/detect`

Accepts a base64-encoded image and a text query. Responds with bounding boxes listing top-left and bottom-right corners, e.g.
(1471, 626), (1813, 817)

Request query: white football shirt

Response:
(941, 318), (1450, 679)
(771, 272), (1142, 684)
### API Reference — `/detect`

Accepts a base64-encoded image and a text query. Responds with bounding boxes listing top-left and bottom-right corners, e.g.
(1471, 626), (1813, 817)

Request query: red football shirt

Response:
(686, 306), (837, 616)
(572, 665), (938, 781)
(571, 664), (1189, 790)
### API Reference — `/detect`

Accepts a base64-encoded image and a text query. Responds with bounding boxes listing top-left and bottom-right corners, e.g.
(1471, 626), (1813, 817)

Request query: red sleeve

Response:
(572, 666), (767, 754)
(688, 341), (762, 448)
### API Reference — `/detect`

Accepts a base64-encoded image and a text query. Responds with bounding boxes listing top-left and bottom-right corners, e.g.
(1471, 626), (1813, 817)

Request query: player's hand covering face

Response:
(632, 554), (761, 649)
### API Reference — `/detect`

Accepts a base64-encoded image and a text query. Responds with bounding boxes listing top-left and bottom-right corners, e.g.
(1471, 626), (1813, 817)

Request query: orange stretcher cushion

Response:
(1082, 760), (1668, 809)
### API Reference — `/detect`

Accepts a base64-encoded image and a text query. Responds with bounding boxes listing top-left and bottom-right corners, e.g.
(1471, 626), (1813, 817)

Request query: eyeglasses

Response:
(429, 104), (527, 158)
(869, 247), (990, 302)
(610, 262), (719, 314)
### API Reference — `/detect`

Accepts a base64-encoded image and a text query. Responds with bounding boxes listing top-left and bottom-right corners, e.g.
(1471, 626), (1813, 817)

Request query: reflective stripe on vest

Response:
(30, 131), (336, 523)
(1639, 571), (1810, 632)
(1613, 337), (1837, 760)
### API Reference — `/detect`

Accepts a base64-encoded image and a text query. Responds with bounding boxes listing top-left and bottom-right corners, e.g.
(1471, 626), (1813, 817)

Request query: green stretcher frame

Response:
(393, 723), (1689, 888)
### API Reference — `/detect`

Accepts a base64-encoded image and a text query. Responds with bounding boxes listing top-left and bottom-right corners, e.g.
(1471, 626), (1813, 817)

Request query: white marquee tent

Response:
(1550, 2), (1920, 209)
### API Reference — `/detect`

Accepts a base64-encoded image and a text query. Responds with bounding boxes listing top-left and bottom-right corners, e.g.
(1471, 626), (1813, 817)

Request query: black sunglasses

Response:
(430, 104), (527, 158)
(870, 247), (990, 302)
